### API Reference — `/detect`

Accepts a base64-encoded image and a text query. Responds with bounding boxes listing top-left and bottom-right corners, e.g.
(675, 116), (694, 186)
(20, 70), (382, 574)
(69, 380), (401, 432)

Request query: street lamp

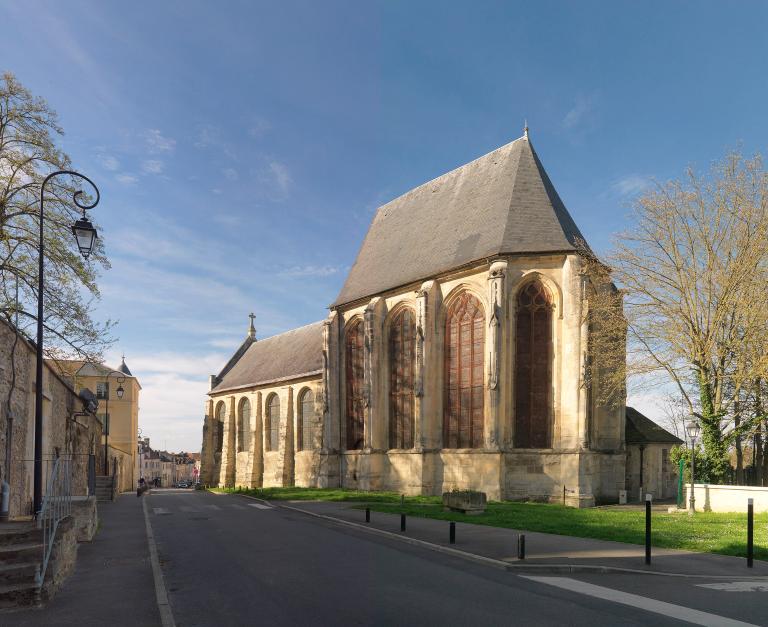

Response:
(101, 370), (126, 474)
(686, 419), (701, 514)
(34, 171), (99, 517)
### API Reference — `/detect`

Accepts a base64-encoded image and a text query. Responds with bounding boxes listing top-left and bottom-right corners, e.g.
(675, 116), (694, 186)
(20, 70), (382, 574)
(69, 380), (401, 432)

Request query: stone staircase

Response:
(95, 475), (115, 502)
(0, 523), (42, 609)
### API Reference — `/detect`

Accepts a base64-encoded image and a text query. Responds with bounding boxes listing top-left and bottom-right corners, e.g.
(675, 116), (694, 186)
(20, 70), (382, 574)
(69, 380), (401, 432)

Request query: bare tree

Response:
(602, 150), (768, 482)
(0, 72), (114, 360)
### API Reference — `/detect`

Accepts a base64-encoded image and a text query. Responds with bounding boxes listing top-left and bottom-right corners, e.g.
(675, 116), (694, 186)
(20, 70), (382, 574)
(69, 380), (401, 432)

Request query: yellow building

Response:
(54, 357), (141, 492)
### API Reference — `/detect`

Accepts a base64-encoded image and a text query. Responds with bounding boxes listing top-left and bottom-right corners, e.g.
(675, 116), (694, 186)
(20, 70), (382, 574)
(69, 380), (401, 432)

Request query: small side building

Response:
(625, 406), (682, 501)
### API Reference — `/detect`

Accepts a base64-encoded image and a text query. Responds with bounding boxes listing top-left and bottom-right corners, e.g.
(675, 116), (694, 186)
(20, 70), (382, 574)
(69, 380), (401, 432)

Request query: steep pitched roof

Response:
(333, 135), (588, 306)
(625, 407), (683, 445)
(211, 321), (324, 394)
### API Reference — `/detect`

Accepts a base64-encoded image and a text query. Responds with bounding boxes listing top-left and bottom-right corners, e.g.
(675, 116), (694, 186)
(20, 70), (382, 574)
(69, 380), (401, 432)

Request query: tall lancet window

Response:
(389, 309), (415, 449)
(515, 280), (553, 448)
(443, 292), (485, 449)
(237, 398), (251, 452)
(345, 320), (365, 450)
(297, 388), (314, 452)
(266, 394), (281, 452)
(215, 401), (226, 453)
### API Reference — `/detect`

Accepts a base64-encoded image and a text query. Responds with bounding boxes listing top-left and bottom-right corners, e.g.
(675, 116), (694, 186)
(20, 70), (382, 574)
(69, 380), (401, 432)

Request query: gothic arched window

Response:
(266, 394), (281, 452)
(215, 401), (226, 452)
(389, 309), (415, 449)
(443, 292), (485, 449)
(297, 388), (314, 451)
(345, 320), (365, 450)
(237, 398), (251, 452)
(514, 280), (553, 448)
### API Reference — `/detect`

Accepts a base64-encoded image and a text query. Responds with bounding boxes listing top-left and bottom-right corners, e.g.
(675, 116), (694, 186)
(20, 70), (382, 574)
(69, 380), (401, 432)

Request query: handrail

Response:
(35, 456), (72, 588)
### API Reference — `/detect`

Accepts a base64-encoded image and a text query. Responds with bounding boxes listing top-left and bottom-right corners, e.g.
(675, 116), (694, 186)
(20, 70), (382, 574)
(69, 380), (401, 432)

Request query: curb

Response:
(231, 493), (768, 580)
(142, 497), (177, 627)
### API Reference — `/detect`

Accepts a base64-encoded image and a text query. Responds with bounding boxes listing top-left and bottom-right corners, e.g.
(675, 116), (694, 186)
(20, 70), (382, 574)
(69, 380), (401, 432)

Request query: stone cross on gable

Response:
(247, 312), (256, 340)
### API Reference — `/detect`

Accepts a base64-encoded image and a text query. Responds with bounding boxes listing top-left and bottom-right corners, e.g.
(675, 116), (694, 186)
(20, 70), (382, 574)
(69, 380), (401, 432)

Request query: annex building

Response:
(200, 131), (631, 506)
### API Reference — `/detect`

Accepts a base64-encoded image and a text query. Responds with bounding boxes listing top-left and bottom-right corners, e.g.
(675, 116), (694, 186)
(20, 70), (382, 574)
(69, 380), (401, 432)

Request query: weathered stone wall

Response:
(201, 253), (627, 505)
(0, 319), (102, 518)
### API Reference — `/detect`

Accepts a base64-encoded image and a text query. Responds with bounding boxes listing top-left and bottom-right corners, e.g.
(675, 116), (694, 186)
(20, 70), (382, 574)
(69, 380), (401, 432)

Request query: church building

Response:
(200, 130), (627, 506)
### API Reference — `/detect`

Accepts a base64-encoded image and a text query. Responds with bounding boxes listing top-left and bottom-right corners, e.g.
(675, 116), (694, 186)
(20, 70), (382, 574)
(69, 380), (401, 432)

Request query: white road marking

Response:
(697, 582), (768, 592)
(521, 576), (759, 627)
(152, 507), (171, 515)
(247, 503), (273, 510)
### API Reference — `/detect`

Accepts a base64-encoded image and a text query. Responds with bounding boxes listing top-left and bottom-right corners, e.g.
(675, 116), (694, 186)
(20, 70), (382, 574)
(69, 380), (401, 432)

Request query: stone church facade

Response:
(200, 131), (627, 506)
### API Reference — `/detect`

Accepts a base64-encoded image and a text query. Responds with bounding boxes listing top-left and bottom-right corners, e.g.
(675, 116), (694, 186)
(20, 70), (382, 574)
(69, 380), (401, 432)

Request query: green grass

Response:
(214, 485), (440, 504)
(213, 486), (767, 561)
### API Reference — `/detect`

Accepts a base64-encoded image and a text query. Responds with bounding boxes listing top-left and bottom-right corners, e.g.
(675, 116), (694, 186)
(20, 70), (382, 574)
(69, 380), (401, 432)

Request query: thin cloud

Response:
(98, 155), (120, 171)
(248, 117), (271, 138)
(281, 264), (341, 278)
(142, 160), (165, 174)
(611, 174), (649, 197)
(222, 167), (238, 181)
(563, 94), (593, 129)
(144, 129), (176, 153)
(268, 161), (291, 193)
(116, 173), (138, 185)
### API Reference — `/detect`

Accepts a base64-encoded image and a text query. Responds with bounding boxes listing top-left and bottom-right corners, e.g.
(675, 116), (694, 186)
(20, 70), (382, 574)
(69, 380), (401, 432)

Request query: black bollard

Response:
(400, 513), (406, 532)
(645, 494), (652, 565)
(365, 507), (370, 523)
(748, 498), (754, 568)
(449, 521), (456, 544)
(517, 534), (525, 560)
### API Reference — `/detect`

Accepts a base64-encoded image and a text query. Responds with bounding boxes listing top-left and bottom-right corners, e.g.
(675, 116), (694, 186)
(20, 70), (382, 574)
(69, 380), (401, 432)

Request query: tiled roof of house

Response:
(333, 134), (588, 306)
(211, 321), (324, 394)
(625, 407), (683, 445)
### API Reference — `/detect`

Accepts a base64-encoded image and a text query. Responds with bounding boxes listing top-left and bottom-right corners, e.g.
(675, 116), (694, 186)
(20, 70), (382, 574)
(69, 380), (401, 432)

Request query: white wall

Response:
(683, 484), (768, 513)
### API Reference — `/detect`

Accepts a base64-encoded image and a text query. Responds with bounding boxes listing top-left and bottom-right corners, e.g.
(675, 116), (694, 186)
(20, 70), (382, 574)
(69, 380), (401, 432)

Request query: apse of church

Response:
(200, 131), (627, 506)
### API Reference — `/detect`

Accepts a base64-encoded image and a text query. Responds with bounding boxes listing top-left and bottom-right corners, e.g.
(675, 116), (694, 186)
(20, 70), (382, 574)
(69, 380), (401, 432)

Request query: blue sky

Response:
(2, 1), (767, 451)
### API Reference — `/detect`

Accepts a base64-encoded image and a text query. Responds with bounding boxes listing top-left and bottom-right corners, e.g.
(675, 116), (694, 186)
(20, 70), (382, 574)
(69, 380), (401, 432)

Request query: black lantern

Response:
(116, 384), (125, 399)
(71, 216), (98, 259)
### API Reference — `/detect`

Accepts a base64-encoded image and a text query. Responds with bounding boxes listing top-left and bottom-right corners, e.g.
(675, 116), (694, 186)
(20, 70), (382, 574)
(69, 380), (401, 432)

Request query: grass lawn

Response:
(215, 486), (767, 561)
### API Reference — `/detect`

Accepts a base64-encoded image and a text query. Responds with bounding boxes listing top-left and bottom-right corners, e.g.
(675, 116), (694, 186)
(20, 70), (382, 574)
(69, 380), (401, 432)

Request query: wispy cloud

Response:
(222, 167), (238, 181)
(563, 94), (594, 130)
(98, 155), (120, 171)
(280, 264), (341, 278)
(194, 124), (236, 159)
(141, 160), (165, 174)
(144, 129), (176, 153)
(248, 117), (271, 138)
(268, 160), (291, 193)
(611, 174), (649, 197)
(116, 173), (138, 185)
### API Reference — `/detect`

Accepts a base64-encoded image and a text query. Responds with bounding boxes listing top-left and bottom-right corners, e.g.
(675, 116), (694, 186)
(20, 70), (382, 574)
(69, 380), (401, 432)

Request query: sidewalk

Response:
(269, 499), (768, 578)
(5, 494), (161, 627)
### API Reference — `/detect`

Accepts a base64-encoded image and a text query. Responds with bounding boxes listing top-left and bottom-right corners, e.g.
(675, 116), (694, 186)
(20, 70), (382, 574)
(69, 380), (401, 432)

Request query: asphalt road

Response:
(145, 489), (768, 627)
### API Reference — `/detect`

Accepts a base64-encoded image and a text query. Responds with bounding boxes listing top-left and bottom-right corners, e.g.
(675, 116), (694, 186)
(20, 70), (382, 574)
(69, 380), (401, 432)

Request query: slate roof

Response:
(211, 321), (324, 394)
(333, 135), (588, 307)
(625, 407), (683, 445)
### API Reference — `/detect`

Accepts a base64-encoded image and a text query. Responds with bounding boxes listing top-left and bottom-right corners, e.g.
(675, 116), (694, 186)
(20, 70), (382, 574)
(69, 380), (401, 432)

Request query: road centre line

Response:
(521, 576), (758, 627)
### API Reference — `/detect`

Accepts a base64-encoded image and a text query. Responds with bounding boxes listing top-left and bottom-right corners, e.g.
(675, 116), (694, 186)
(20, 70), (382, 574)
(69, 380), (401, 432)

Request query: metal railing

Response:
(35, 456), (72, 587)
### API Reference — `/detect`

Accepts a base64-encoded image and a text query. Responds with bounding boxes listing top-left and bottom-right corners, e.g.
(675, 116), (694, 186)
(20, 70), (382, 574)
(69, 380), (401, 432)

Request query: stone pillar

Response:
(218, 395), (236, 487)
(363, 297), (387, 451)
(282, 386), (295, 486)
(486, 261), (507, 450)
(578, 271), (590, 450)
(249, 391), (263, 487)
(561, 255), (584, 450)
(200, 399), (216, 485)
(319, 312), (341, 487)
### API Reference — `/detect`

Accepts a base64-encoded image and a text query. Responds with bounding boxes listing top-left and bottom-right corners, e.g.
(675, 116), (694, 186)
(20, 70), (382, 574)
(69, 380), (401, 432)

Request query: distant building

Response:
(625, 407), (682, 501)
(53, 357), (141, 492)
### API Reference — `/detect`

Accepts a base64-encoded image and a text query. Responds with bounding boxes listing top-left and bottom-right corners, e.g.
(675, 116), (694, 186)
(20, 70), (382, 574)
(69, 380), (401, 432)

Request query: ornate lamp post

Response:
(101, 370), (126, 474)
(686, 419), (701, 514)
(34, 171), (99, 517)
